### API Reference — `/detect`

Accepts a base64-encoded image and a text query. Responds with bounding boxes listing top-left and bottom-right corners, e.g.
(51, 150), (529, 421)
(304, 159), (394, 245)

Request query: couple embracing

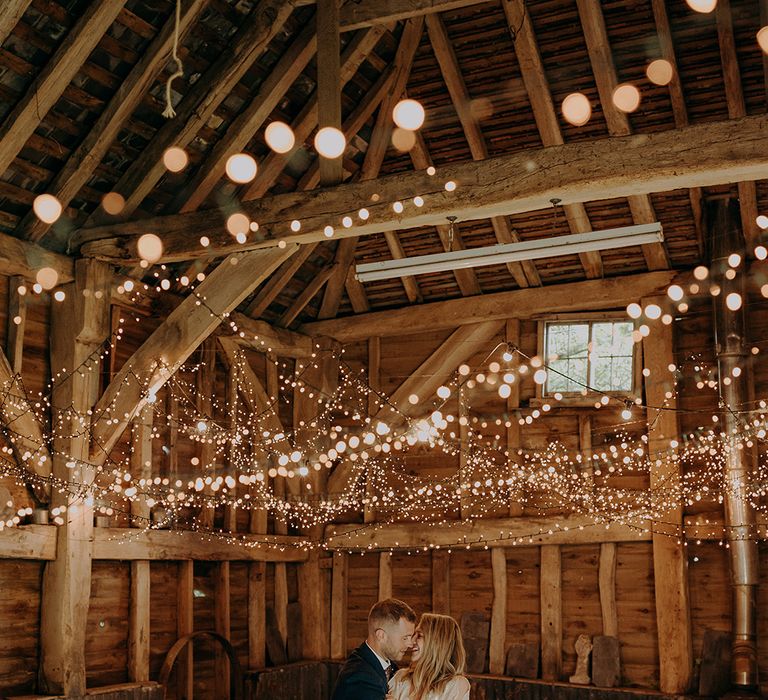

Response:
(332, 598), (470, 700)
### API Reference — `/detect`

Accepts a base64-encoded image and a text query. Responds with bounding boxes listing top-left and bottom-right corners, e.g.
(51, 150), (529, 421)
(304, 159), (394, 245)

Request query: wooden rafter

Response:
(502, 0), (602, 279)
(426, 13), (539, 288)
(336, 0), (488, 32)
(75, 114), (768, 264)
(649, 0), (705, 256)
(303, 270), (676, 340)
(89, 246), (298, 465)
(0, 0), (128, 181)
(318, 17), (425, 319)
(409, 131), (482, 296)
(88, 0), (294, 225)
(715, 0), (760, 250)
(168, 20), (317, 215)
(15, 0), (209, 243)
(279, 263), (338, 327)
(326, 320), (504, 493)
(0, 229), (73, 281)
(0, 0), (33, 48)
(245, 245), (319, 318)
(575, 0), (669, 271)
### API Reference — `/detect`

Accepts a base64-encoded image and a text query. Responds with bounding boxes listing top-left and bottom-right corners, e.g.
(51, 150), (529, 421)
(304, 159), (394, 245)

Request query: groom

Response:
(331, 598), (416, 700)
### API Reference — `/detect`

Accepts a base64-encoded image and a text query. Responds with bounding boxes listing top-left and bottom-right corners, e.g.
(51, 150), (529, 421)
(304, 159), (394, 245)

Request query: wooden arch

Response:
(159, 631), (243, 700)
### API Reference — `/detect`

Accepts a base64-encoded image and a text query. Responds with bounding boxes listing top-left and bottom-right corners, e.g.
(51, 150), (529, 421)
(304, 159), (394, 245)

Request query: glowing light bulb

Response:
(533, 369), (548, 385)
(163, 147), (188, 172)
(758, 27), (768, 54)
(437, 386), (451, 399)
(646, 59), (674, 86)
(498, 384), (511, 399)
(137, 234), (163, 263)
(626, 303), (642, 319)
(225, 153), (258, 183)
(444, 181), (457, 192)
(36, 267), (59, 291)
(685, 0), (717, 13)
(408, 394), (419, 405)
(314, 127), (346, 158)
(561, 93), (591, 126)
(391, 128), (416, 152)
(393, 201), (404, 214)
(33, 194), (62, 224)
(264, 121), (295, 153)
(644, 304), (662, 320)
(755, 245), (767, 260)
(757, 215), (768, 229)
(101, 192), (125, 215)
(226, 213), (249, 236)
(197, 420), (207, 433)
(726, 292), (742, 311)
(693, 265), (709, 280)
(323, 225), (334, 238)
(392, 99), (425, 130)
(621, 407), (632, 421)
(728, 253), (741, 268)
(667, 284), (684, 302)
(612, 84), (641, 113)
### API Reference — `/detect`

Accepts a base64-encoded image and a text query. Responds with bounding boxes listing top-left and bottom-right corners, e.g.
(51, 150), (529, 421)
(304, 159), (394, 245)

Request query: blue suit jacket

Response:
(331, 642), (390, 700)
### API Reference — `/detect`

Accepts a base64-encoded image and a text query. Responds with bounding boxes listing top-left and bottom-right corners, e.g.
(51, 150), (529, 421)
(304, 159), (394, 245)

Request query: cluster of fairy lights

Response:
(0, 257), (767, 553)
(8, 0), (768, 550)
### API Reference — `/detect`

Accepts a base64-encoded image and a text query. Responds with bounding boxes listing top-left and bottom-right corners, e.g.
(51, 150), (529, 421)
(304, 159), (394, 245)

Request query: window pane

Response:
(567, 358), (588, 392)
(611, 356), (633, 391)
(568, 324), (589, 358)
(590, 356), (613, 391)
(546, 324), (570, 359)
(547, 360), (570, 393)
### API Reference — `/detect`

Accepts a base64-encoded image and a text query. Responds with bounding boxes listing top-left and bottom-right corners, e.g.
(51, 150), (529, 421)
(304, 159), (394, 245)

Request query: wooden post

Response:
(489, 548), (507, 674)
(129, 405), (153, 683)
(197, 338), (216, 529)
(215, 562), (231, 700)
(299, 550), (328, 659)
(177, 560), (194, 700)
(431, 550), (450, 614)
(39, 259), (110, 696)
(642, 297), (693, 693)
(165, 390), (179, 480)
(540, 544), (562, 681)
(6, 275), (26, 374)
(316, 0), (342, 185)
(459, 383), (471, 519)
(248, 561), (266, 669)
(364, 336), (380, 523)
(599, 542), (618, 638)
(506, 319), (523, 516)
(378, 552), (393, 600)
(331, 552), (349, 659)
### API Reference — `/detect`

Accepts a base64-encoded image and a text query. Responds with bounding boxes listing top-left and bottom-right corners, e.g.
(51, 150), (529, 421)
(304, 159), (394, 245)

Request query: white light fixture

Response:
(355, 223), (663, 282)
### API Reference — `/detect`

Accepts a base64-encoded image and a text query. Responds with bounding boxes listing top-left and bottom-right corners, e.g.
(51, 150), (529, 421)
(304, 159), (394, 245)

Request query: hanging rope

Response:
(162, 0), (184, 118)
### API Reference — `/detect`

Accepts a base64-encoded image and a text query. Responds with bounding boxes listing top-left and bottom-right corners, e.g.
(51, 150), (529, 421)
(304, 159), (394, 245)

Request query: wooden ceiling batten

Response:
(318, 17), (426, 319)
(715, 0), (760, 250)
(575, 0), (669, 272)
(502, 0), (602, 280)
(0, 0), (128, 184)
(426, 12), (539, 288)
(14, 0), (210, 244)
(85, 0), (295, 227)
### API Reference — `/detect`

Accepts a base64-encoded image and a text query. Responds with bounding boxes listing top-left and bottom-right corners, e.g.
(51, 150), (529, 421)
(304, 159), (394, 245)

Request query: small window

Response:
(543, 320), (635, 395)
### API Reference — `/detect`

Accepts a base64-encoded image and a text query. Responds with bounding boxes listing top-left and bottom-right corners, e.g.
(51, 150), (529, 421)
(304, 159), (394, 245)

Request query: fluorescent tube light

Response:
(355, 223), (663, 282)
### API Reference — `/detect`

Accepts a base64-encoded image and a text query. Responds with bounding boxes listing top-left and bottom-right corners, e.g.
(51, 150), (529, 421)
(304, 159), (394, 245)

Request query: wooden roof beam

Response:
(326, 319), (504, 492)
(576, 0), (669, 271)
(280, 263), (338, 326)
(332, 0), (490, 32)
(426, 13), (537, 288)
(0, 0), (127, 181)
(715, 0), (760, 250)
(89, 246), (298, 465)
(502, 0), (602, 279)
(650, 0), (705, 256)
(15, 0), (209, 243)
(75, 114), (768, 264)
(0, 0), (33, 47)
(88, 0), (294, 226)
(318, 18), (425, 319)
(302, 270), (677, 341)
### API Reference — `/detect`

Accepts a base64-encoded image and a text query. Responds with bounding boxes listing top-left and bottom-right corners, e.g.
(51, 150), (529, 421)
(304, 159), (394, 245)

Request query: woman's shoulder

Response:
(446, 675), (471, 695)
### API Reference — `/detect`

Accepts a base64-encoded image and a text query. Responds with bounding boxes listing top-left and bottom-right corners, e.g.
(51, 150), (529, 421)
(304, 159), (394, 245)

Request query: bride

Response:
(388, 613), (470, 700)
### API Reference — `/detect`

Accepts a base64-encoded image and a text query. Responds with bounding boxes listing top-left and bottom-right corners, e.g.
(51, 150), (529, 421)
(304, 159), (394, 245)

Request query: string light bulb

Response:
(314, 127), (346, 158)
(33, 194), (62, 224)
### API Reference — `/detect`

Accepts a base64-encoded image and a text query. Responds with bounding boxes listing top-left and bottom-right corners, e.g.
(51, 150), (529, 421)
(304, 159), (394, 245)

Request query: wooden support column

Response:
(39, 259), (111, 696)
(299, 550), (329, 659)
(378, 552), (393, 600)
(431, 550), (450, 614)
(197, 339), (217, 529)
(364, 336), (381, 523)
(489, 548), (507, 675)
(458, 383), (471, 519)
(599, 543), (618, 638)
(330, 552), (349, 659)
(215, 562), (231, 700)
(540, 544), (562, 681)
(6, 276), (25, 374)
(223, 363), (239, 533)
(506, 320), (523, 516)
(317, 0), (342, 185)
(248, 561), (266, 669)
(129, 405), (153, 683)
(641, 297), (692, 693)
(177, 560), (194, 700)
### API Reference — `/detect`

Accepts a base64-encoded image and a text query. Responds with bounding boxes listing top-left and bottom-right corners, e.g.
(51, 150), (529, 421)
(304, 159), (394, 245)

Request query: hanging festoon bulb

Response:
(561, 92), (591, 126)
(162, 146), (188, 172)
(36, 267), (59, 291)
(685, 0), (717, 12)
(436, 386), (451, 399)
(646, 59), (674, 86)
(225, 153), (258, 183)
(612, 84), (641, 113)
(626, 302), (642, 319)
(33, 194), (63, 224)
(392, 98), (425, 130)
(667, 284), (684, 302)
(621, 404), (632, 421)
(314, 127), (346, 158)
(264, 121), (295, 154)
(756, 214), (768, 229)
(101, 192), (125, 215)
(137, 233), (164, 264)
(758, 27), (768, 54)
(726, 292), (743, 311)
(226, 213), (250, 237)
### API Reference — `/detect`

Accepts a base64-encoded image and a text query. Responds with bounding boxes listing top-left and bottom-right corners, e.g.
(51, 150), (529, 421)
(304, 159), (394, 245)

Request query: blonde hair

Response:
(403, 613), (466, 700)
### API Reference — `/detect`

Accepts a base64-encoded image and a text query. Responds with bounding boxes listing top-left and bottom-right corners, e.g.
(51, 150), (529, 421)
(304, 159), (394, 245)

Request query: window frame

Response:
(535, 314), (641, 404)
